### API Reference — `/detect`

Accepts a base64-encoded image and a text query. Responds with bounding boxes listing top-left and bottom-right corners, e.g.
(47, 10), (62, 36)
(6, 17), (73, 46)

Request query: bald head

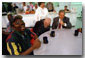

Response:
(44, 18), (51, 28)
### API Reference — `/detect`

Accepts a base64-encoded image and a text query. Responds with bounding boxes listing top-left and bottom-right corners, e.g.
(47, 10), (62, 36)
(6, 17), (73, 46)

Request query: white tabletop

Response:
(34, 29), (82, 55)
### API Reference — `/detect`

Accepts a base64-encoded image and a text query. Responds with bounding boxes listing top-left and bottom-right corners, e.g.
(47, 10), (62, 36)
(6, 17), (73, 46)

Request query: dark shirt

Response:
(52, 16), (72, 29)
(6, 29), (34, 55)
(33, 19), (50, 36)
(7, 3), (13, 12)
(13, 6), (18, 12)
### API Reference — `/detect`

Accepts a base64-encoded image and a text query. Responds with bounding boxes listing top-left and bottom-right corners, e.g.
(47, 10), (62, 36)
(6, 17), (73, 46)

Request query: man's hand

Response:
(32, 39), (41, 49)
(20, 39), (41, 55)
(53, 10), (56, 13)
(60, 20), (64, 25)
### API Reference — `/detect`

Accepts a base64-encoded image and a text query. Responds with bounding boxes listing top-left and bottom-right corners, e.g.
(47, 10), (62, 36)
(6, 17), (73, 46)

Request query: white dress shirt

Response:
(35, 7), (49, 21)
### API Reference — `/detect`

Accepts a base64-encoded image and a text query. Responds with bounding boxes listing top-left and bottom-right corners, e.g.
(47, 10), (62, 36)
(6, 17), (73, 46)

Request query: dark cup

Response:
(74, 30), (79, 36)
(50, 31), (55, 37)
(43, 36), (48, 44)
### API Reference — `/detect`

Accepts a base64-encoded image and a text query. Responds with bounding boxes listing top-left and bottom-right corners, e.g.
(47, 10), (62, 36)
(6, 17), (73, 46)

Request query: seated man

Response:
(64, 6), (70, 13)
(6, 15), (41, 55)
(32, 18), (51, 36)
(52, 10), (72, 29)
(2, 13), (13, 55)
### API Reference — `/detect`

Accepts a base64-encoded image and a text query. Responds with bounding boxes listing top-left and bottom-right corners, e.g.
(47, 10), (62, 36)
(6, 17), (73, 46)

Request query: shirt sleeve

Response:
(7, 42), (22, 55)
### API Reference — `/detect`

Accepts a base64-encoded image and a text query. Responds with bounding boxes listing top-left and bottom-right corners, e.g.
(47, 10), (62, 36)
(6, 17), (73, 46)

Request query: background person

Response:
(35, 2), (49, 21)
(33, 4), (38, 11)
(64, 5), (70, 13)
(52, 10), (72, 29)
(46, 2), (56, 12)
(13, 3), (18, 13)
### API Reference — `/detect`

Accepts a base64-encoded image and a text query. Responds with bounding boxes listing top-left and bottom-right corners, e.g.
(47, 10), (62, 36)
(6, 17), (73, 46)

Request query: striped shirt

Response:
(6, 29), (37, 55)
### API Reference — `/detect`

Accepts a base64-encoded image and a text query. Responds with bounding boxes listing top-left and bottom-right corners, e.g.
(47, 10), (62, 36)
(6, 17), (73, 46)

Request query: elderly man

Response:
(52, 10), (72, 29)
(6, 15), (41, 55)
(32, 18), (51, 36)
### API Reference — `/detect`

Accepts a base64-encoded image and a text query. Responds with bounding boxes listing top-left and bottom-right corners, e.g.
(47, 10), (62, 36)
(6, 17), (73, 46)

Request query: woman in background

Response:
(46, 2), (55, 12)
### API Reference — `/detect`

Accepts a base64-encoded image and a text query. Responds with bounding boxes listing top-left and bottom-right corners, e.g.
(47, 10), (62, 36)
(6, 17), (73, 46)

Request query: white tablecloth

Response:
(2, 12), (77, 28)
(34, 29), (82, 55)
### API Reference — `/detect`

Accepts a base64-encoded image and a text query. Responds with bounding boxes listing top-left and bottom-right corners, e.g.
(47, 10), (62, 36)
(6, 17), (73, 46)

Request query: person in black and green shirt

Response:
(6, 15), (41, 55)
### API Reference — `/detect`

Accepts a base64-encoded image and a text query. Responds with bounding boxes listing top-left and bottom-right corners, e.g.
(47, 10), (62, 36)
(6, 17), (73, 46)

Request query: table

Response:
(2, 12), (77, 28)
(34, 29), (82, 55)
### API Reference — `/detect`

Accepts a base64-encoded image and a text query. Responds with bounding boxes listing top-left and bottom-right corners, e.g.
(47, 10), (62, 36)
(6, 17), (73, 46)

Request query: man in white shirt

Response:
(52, 10), (72, 29)
(35, 2), (49, 21)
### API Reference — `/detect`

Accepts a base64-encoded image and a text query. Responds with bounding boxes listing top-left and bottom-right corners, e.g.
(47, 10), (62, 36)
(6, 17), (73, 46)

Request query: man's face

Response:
(13, 19), (25, 32)
(59, 12), (65, 20)
(35, 4), (37, 8)
(41, 3), (45, 8)
(65, 7), (67, 10)
(44, 18), (51, 28)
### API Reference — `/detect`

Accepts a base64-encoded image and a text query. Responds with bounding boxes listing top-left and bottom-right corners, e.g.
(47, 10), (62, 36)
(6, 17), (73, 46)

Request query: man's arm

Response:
(63, 17), (72, 29)
(7, 39), (41, 55)
(20, 46), (34, 55)
(52, 17), (58, 29)
(20, 39), (41, 55)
